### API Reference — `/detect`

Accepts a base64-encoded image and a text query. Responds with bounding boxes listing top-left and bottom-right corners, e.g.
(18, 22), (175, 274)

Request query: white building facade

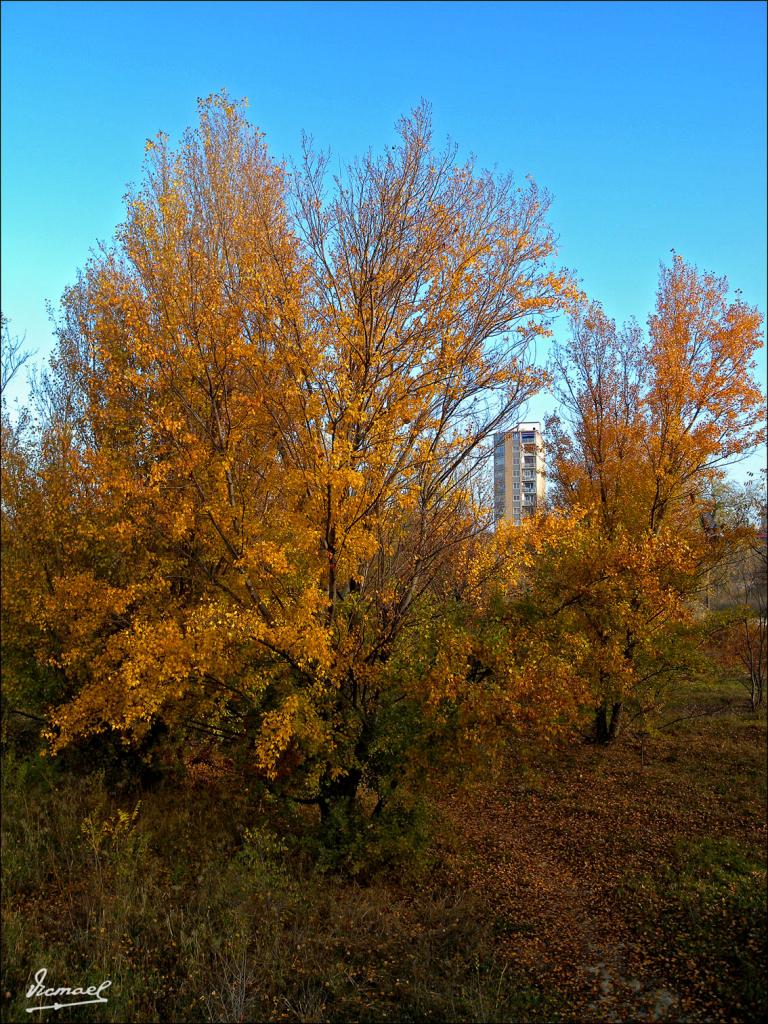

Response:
(493, 422), (545, 525)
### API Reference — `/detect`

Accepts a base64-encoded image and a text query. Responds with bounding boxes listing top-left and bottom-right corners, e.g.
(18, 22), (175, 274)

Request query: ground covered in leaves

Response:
(439, 696), (766, 1022)
(2, 677), (765, 1023)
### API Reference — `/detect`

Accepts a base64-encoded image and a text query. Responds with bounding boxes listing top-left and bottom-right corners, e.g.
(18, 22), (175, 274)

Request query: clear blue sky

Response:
(2, 0), (766, 475)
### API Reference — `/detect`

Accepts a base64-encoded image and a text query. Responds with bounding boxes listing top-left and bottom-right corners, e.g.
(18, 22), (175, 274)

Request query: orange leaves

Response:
(532, 256), (765, 738)
(646, 256), (765, 501)
(549, 256), (764, 543)
(3, 95), (580, 803)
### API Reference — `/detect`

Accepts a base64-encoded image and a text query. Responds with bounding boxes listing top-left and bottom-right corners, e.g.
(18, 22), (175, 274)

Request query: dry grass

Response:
(0, 746), (551, 1022)
(1, 671), (765, 1023)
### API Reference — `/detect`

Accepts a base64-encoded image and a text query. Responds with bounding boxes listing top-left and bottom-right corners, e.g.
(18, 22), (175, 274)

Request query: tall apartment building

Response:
(493, 422), (545, 525)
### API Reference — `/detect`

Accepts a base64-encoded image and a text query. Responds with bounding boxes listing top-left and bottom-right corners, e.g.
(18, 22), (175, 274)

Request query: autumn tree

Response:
(1, 318), (37, 704)
(1, 316), (33, 397)
(725, 606), (767, 712)
(531, 257), (765, 741)
(709, 478), (768, 710)
(1, 95), (571, 818)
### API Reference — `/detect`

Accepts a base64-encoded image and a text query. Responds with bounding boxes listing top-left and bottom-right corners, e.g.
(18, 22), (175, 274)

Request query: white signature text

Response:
(25, 968), (112, 1013)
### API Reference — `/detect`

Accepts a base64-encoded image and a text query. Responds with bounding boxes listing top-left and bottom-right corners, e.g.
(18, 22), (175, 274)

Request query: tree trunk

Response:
(607, 701), (623, 740)
(594, 704), (609, 743)
(594, 701), (623, 744)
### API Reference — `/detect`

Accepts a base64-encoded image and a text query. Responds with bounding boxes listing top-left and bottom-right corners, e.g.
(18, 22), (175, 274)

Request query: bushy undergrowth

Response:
(0, 729), (556, 1024)
(3, 672), (765, 1024)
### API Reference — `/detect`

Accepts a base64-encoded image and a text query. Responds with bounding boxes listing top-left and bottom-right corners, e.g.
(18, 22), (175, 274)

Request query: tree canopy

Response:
(1, 95), (573, 813)
(2, 94), (764, 819)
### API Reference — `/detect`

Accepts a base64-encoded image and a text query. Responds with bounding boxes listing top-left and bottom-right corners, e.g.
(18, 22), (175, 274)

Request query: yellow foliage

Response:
(1, 95), (570, 799)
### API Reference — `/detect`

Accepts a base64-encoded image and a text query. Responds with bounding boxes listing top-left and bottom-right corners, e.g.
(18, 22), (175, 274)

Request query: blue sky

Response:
(2, 0), (766, 476)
